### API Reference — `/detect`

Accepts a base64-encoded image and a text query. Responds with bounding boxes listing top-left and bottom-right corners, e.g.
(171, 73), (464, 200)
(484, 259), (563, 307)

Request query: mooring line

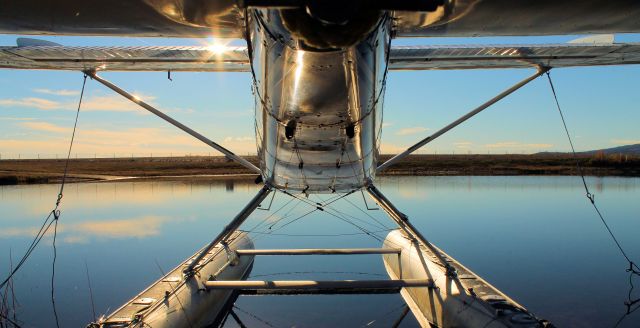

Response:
(84, 259), (97, 322)
(0, 74), (88, 328)
(545, 71), (639, 326)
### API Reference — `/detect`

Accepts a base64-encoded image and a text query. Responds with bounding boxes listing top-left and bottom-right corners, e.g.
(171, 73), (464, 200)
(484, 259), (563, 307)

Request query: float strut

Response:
(366, 184), (458, 278)
(183, 185), (272, 275)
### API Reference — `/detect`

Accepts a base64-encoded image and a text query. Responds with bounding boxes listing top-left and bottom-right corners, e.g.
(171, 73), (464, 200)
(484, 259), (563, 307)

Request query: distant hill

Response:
(537, 144), (640, 156)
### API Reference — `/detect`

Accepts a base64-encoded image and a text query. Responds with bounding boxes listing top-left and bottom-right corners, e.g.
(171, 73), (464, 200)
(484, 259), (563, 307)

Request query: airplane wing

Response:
(388, 43), (640, 70)
(0, 45), (251, 72)
(2, 43), (640, 72)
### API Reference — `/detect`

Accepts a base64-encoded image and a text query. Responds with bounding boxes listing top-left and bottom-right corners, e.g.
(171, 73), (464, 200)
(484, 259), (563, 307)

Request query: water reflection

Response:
(0, 176), (638, 327)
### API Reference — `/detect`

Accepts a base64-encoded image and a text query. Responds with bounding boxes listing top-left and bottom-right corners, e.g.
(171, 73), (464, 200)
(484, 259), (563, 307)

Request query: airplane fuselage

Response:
(249, 10), (390, 193)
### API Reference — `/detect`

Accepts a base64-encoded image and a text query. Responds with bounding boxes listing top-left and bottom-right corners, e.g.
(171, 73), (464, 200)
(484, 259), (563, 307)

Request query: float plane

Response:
(1, 0), (640, 327)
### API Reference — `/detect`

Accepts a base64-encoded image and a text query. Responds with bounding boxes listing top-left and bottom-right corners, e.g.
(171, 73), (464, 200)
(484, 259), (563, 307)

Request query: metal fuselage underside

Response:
(250, 10), (389, 193)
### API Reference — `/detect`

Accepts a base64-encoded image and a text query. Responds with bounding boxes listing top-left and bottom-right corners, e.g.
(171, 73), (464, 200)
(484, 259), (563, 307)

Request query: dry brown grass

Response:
(1, 154), (638, 185)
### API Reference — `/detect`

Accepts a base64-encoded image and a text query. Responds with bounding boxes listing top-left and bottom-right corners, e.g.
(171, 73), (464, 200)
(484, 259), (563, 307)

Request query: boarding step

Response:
(205, 279), (433, 295)
(236, 248), (401, 256)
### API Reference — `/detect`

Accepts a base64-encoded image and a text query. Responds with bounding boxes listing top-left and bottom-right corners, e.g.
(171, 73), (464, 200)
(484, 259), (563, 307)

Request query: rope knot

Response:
(628, 262), (640, 276)
(55, 193), (63, 206)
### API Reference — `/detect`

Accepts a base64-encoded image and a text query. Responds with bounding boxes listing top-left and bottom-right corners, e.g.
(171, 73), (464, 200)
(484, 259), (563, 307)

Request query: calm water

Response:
(0, 176), (639, 327)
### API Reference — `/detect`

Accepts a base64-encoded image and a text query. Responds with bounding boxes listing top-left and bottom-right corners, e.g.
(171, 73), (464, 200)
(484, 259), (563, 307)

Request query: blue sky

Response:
(0, 33), (639, 159)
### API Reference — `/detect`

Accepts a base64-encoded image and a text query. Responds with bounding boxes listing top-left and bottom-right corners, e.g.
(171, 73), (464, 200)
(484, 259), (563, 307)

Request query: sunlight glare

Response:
(207, 42), (229, 55)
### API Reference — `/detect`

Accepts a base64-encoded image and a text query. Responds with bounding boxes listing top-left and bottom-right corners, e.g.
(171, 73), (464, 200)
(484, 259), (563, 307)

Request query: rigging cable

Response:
(545, 71), (639, 325)
(53, 73), (87, 328)
(233, 306), (280, 328)
(56, 74), (87, 328)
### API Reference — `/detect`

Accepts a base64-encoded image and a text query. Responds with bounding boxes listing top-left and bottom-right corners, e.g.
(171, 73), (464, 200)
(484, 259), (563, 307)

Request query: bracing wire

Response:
(342, 197), (390, 230)
(545, 71), (639, 326)
(324, 203), (388, 231)
(233, 306), (280, 328)
(269, 208), (319, 231)
(245, 195), (296, 232)
(241, 188), (396, 246)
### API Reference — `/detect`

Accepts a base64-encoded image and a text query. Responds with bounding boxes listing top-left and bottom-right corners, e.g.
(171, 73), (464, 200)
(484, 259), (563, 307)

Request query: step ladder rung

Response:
(204, 279), (433, 291)
(238, 288), (404, 295)
(235, 248), (401, 256)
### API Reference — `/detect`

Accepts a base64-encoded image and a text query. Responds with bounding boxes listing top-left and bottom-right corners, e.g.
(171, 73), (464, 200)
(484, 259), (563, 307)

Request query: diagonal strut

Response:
(86, 70), (262, 175)
(377, 67), (549, 172)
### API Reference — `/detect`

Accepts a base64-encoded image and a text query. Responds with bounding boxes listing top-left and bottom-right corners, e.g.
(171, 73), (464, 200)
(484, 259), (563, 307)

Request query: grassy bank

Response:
(1, 154), (639, 185)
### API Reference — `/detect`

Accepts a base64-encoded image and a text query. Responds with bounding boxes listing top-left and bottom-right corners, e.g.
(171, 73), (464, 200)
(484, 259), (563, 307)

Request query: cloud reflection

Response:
(0, 215), (171, 244)
(72, 215), (167, 239)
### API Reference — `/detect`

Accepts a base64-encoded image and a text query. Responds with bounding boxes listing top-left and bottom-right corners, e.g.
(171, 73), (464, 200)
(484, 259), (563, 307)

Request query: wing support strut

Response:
(85, 71), (261, 175)
(376, 67), (549, 172)
(366, 184), (459, 279)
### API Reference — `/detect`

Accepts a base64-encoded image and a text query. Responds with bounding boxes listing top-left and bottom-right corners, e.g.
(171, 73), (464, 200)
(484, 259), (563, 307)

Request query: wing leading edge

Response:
(388, 43), (640, 70)
(1, 43), (639, 72)
(0, 45), (251, 72)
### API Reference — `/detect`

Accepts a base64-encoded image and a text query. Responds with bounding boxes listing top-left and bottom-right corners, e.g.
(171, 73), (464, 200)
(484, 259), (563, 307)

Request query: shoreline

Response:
(1, 154), (639, 185)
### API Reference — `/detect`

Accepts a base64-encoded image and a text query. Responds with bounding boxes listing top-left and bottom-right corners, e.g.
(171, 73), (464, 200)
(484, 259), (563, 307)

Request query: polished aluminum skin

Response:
(249, 10), (389, 193)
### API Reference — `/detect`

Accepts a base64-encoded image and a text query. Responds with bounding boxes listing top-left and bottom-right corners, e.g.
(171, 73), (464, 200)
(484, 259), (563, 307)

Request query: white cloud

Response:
(454, 141), (472, 148)
(4, 121), (258, 156)
(0, 92), (190, 114)
(611, 139), (640, 145)
(20, 121), (70, 133)
(395, 126), (429, 136)
(0, 117), (34, 121)
(71, 216), (168, 239)
(223, 136), (254, 142)
(0, 97), (62, 110)
(33, 88), (79, 97)
(79, 92), (162, 113)
(0, 226), (45, 238)
(485, 141), (519, 149)
(379, 142), (406, 154)
(484, 141), (553, 149)
(0, 216), (172, 243)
